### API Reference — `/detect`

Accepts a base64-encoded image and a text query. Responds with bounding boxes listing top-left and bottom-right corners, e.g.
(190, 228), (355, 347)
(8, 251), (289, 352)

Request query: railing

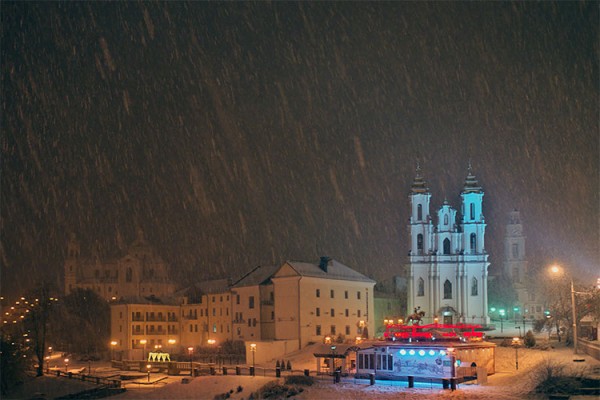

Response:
(49, 369), (121, 388)
(261, 300), (274, 306)
(146, 316), (166, 322)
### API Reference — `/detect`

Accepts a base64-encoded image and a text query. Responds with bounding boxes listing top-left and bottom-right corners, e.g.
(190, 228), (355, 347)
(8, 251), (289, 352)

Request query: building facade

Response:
(110, 258), (376, 357)
(503, 210), (545, 321)
(64, 230), (176, 301)
(407, 166), (490, 325)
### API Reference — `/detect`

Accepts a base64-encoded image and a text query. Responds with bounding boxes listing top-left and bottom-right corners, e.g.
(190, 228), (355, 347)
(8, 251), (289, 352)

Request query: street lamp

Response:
(64, 358), (69, 372)
(511, 337), (521, 370)
(187, 347), (194, 376)
(550, 264), (579, 354)
(110, 341), (117, 361)
(499, 309), (505, 333)
(146, 364), (151, 382)
(168, 339), (176, 358)
(140, 339), (147, 361)
(250, 343), (256, 376)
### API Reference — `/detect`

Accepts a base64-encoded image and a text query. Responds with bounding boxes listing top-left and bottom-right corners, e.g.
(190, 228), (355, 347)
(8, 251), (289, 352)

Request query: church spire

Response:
(410, 162), (429, 194)
(462, 162), (482, 193)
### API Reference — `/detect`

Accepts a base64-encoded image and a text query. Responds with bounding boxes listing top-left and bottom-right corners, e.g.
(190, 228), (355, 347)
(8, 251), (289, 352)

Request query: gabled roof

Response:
(280, 259), (376, 284)
(231, 265), (280, 288)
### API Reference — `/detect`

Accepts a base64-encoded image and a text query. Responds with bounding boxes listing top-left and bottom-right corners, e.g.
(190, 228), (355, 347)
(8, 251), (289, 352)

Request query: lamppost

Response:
(499, 309), (505, 333)
(146, 364), (151, 382)
(140, 339), (147, 361)
(511, 337), (521, 370)
(64, 358), (69, 372)
(330, 345), (337, 382)
(187, 347), (194, 376)
(168, 339), (176, 358)
(250, 343), (256, 376)
(550, 265), (579, 354)
(110, 341), (117, 361)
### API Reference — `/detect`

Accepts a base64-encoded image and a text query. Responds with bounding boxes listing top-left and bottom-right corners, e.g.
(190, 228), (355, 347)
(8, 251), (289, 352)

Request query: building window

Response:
(331, 308), (335, 317)
(316, 289), (320, 298)
(512, 243), (519, 258)
(417, 278), (424, 297)
(236, 295), (240, 305)
(471, 277), (478, 296)
(316, 307), (320, 317)
(330, 289), (335, 298)
(316, 325), (321, 335)
(357, 310), (361, 317)
(331, 325), (336, 335)
(444, 280), (452, 299)
(417, 204), (422, 221)
(444, 214), (448, 225)
(443, 238), (451, 255)
(470, 233), (476, 252)
(345, 325), (350, 335)
(344, 290), (348, 299)
(417, 234), (423, 254)
(271, 311), (275, 320)
(212, 324), (217, 333)
(345, 309), (349, 317)
(126, 268), (132, 282)
(470, 203), (475, 220)
(249, 296), (255, 309)
(357, 291), (361, 300)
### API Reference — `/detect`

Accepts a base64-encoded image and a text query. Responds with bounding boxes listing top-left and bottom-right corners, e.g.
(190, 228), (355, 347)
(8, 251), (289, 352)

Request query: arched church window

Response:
(126, 267), (132, 282)
(444, 214), (448, 225)
(512, 243), (519, 258)
(417, 278), (424, 296)
(471, 277), (478, 296)
(443, 238), (451, 255)
(417, 204), (422, 221)
(443, 280), (452, 299)
(470, 203), (475, 220)
(470, 233), (476, 252)
(417, 234), (423, 255)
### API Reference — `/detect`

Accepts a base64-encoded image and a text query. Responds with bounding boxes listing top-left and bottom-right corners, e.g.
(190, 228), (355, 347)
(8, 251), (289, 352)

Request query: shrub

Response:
(524, 330), (536, 348)
(236, 385), (243, 393)
(284, 375), (314, 386)
(528, 359), (585, 395)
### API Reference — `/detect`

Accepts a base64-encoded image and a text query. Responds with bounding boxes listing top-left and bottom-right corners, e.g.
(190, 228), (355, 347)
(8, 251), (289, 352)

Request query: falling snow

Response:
(1, 2), (598, 295)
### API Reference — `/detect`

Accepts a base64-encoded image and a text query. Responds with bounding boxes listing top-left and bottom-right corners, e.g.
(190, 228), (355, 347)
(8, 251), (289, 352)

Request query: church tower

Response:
(64, 233), (80, 295)
(407, 165), (490, 326)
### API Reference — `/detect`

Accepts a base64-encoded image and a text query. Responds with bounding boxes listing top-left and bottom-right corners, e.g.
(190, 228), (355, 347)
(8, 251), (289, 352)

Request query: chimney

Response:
(319, 256), (332, 272)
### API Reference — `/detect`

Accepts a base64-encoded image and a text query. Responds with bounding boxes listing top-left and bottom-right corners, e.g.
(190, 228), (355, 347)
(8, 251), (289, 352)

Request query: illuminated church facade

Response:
(407, 166), (490, 326)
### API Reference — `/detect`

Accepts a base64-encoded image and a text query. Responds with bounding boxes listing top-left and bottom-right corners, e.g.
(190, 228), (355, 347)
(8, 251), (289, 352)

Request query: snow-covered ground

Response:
(9, 338), (598, 400)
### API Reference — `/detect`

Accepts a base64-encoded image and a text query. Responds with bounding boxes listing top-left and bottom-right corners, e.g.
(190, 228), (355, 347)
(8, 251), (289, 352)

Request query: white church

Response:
(407, 165), (490, 326)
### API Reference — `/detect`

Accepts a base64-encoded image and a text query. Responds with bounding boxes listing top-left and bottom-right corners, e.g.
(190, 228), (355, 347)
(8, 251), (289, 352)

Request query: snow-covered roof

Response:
(283, 259), (376, 283)
(231, 265), (280, 288)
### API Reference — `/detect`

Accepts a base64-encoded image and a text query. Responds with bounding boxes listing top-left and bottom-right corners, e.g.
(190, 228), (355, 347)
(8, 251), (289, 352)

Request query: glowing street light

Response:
(146, 364), (152, 382)
(250, 343), (256, 376)
(187, 347), (194, 376)
(110, 341), (117, 360)
(549, 264), (579, 354)
(140, 339), (147, 361)
(511, 337), (521, 370)
(64, 358), (69, 372)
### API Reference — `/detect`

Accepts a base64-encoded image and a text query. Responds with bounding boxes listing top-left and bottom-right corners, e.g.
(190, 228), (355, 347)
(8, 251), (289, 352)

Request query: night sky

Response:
(2, 2), (598, 297)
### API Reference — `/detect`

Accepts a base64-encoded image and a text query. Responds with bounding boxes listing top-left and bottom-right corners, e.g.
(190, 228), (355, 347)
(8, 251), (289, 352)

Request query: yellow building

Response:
(110, 258), (376, 359)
